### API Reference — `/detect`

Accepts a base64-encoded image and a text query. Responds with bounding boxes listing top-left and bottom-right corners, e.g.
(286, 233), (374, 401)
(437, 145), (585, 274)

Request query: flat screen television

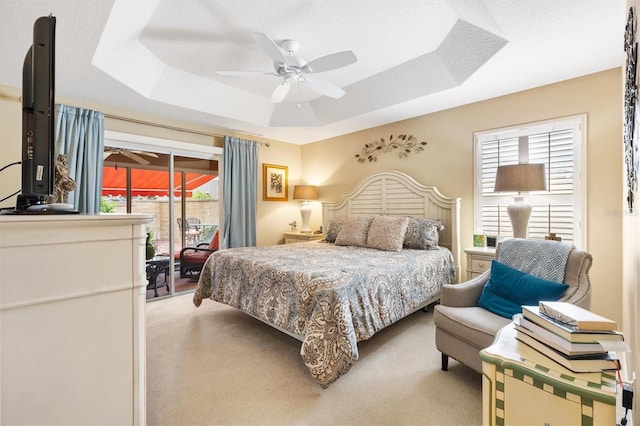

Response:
(14, 15), (56, 211)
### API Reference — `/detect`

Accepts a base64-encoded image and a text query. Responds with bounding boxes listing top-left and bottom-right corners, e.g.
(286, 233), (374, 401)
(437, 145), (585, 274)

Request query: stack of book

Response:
(515, 301), (626, 373)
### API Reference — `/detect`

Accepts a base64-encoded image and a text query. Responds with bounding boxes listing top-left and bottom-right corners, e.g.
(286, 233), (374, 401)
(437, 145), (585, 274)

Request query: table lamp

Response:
(293, 185), (318, 233)
(494, 163), (546, 238)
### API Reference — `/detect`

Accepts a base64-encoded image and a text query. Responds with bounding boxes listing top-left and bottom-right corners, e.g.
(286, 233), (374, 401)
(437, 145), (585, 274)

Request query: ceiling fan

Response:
(103, 148), (158, 165)
(217, 32), (357, 103)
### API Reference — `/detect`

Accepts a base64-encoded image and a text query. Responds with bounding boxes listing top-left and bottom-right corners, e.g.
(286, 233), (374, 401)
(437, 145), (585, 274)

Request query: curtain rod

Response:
(103, 113), (270, 147)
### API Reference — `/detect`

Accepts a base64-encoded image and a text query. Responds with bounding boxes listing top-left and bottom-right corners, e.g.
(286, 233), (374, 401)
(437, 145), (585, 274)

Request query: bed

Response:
(193, 170), (461, 387)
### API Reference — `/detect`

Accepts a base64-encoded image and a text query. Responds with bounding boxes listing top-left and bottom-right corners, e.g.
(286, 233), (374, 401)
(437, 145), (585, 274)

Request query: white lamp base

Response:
(299, 201), (312, 233)
(507, 196), (532, 239)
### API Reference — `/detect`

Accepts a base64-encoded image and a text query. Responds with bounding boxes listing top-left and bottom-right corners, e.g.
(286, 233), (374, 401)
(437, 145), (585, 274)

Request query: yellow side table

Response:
(480, 323), (617, 426)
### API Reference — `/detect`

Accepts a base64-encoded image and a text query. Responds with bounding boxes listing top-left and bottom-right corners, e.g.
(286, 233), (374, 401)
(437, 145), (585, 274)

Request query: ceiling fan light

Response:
(281, 39), (300, 56)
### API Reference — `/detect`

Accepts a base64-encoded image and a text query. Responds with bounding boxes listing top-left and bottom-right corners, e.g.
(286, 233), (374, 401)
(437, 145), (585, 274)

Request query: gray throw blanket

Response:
(497, 238), (573, 283)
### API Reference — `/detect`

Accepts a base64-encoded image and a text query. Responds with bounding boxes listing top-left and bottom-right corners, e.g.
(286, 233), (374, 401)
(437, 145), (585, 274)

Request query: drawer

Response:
(470, 258), (491, 272)
(284, 233), (324, 244)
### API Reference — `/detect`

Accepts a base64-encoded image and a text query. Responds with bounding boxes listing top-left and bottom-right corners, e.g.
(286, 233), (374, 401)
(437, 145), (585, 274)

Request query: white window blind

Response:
(474, 115), (586, 248)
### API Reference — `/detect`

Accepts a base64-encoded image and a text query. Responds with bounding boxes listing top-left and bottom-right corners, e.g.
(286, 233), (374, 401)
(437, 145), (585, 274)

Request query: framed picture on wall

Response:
(263, 163), (288, 201)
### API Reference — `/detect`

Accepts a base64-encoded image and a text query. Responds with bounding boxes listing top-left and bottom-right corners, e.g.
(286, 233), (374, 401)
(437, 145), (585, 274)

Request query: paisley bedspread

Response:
(193, 241), (455, 387)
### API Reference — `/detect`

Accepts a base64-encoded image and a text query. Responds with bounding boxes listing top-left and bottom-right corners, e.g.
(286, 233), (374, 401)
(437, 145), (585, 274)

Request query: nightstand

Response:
(464, 246), (496, 279)
(283, 231), (324, 244)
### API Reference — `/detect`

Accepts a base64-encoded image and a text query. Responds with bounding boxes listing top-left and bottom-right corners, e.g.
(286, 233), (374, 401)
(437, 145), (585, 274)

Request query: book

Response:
(538, 301), (617, 331)
(515, 331), (620, 373)
(473, 234), (486, 247)
(515, 321), (607, 357)
(521, 306), (625, 343)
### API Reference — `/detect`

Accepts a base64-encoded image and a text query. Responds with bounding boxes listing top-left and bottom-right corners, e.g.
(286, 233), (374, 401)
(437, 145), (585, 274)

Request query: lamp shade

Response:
(494, 164), (546, 193)
(293, 185), (318, 201)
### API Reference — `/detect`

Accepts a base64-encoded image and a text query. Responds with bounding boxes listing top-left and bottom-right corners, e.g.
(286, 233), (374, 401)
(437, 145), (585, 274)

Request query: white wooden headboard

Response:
(322, 170), (461, 280)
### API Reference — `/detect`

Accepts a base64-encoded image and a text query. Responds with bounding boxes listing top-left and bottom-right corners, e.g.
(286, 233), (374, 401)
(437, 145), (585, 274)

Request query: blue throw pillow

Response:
(477, 259), (569, 319)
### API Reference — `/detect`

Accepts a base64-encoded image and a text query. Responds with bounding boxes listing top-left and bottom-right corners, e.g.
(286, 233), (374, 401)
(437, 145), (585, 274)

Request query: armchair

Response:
(179, 229), (219, 279)
(434, 239), (592, 373)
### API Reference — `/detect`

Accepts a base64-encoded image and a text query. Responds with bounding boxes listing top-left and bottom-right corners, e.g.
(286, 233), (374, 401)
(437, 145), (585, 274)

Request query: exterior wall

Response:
(109, 198), (219, 244)
(301, 69), (623, 325)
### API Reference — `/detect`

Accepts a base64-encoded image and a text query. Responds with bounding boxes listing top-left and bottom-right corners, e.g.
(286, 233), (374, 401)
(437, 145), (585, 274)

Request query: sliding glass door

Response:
(102, 148), (219, 300)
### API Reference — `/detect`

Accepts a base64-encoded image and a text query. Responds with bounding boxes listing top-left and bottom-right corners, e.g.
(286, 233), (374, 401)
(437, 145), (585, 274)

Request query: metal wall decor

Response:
(355, 134), (428, 163)
(624, 6), (638, 213)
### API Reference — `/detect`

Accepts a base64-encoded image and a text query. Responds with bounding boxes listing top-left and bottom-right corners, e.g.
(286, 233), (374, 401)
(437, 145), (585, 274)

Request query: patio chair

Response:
(177, 217), (202, 245)
(179, 229), (219, 279)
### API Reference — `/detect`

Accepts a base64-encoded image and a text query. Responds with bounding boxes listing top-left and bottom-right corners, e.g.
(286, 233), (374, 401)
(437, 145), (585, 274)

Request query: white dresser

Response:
(0, 213), (151, 425)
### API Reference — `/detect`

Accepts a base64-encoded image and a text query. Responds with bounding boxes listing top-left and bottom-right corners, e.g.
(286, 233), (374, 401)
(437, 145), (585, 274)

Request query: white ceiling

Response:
(0, 0), (626, 144)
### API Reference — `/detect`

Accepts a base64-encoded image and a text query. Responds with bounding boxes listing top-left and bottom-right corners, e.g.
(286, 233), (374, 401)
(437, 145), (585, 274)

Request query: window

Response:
(474, 115), (586, 248)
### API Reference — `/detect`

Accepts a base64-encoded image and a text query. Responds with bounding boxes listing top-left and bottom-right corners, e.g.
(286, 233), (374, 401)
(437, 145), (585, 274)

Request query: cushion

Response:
(182, 250), (210, 262)
(208, 230), (220, 250)
(366, 216), (409, 251)
(325, 217), (347, 243)
(174, 230), (219, 260)
(182, 231), (219, 262)
(477, 260), (569, 319)
(334, 217), (373, 247)
(403, 217), (444, 249)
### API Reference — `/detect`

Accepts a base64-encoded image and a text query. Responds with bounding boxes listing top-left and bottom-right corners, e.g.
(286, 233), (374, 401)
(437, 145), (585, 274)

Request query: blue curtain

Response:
(54, 105), (104, 214)
(222, 136), (258, 248)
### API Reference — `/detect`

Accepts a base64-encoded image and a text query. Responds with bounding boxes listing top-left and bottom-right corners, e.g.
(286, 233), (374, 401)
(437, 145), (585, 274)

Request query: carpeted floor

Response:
(146, 293), (482, 425)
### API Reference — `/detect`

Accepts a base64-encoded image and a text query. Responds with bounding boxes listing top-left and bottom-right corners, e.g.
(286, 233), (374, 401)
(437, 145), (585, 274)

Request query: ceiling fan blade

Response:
(251, 32), (288, 64)
(124, 151), (151, 165)
(305, 51), (357, 73)
(271, 80), (291, 103)
(303, 77), (345, 99)
(217, 70), (277, 77)
(132, 151), (159, 158)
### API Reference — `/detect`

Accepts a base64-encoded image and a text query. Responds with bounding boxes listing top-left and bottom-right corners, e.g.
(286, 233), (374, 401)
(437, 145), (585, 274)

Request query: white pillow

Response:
(334, 217), (373, 247)
(366, 216), (409, 251)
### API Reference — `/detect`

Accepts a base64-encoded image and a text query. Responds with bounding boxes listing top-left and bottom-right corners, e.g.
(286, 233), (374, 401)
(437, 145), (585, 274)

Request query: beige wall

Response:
(0, 96), (22, 210)
(255, 139), (303, 246)
(624, 1), (640, 422)
(302, 68), (624, 324)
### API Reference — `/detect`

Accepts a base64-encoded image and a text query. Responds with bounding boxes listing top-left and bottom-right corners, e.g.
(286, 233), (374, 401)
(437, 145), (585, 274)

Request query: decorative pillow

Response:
(403, 218), (444, 250)
(182, 231), (220, 263)
(366, 216), (409, 251)
(334, 217), (373, 247)
(208, 230), (220, 250)
(325, 217), (347, 243)
(477, 260), (569, 319)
